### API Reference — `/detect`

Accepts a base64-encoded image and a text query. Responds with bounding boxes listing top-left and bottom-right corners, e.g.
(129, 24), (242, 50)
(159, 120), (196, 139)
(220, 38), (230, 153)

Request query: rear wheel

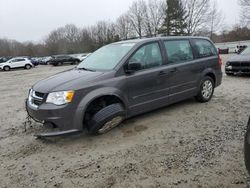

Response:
(87, 103), (125, 135)
(25, 64), (31, 69)
(3, 66), (10, 71)
(195, 76), (215, 103)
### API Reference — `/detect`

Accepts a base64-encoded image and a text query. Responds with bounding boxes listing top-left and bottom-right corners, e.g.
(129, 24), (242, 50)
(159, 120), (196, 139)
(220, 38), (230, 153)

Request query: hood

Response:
(229, 54), (250, 62)
(33, 69), (105, 93)
(0, 62), (8, 66)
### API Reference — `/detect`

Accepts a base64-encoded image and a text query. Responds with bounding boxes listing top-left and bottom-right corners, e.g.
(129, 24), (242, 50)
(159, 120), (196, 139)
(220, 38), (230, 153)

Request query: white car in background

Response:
(78, 53), (91, 62)
(0, 57), (33, 71)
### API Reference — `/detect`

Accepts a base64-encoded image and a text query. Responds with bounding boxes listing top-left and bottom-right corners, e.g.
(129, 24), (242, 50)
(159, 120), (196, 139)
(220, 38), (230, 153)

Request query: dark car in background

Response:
(26, 37), (222, 137)
(218, 48), (229, 54)
(225, 47), (250, 75)
(49, 55), (80, 66)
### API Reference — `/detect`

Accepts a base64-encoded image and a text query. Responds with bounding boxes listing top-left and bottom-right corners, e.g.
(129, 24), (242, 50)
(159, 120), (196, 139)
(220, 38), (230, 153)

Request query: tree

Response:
(147, 0), (166, 36)
(239, 0), (250, 25)
(128, 0), (148, 38)
(116, 13), (133, 40)
(207, 1), (223, 40)
(184, 0), (211, 35)
(161, 0), (187, 35)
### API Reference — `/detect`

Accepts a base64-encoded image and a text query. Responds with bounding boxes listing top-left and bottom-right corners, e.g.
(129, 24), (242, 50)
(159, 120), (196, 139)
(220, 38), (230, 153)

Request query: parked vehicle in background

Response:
(218, 48), (229, 54)
(236, 45), (247, 54)
(0, 57), (12, 63)
(49, 55), (80, 66)
(78, 53), (91, 61)
(225, 47), (250, 75)
(244, 117), (250, 174)
(40, 57), (52, 65)
(30, 58), (39, 66)
(0, 57), (33, 71)
(26, 37), (222, 137)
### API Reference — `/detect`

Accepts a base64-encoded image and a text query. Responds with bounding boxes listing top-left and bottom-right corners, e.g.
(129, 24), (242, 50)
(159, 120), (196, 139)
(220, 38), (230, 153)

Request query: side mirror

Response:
(125, 62), (141, 74)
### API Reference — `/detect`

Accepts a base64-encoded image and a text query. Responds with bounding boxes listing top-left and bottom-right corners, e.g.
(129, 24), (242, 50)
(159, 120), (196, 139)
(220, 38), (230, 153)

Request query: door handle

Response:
(170, 68), (177, 73)
(158, 71), (168, 76)
(158, 68), (177, 76)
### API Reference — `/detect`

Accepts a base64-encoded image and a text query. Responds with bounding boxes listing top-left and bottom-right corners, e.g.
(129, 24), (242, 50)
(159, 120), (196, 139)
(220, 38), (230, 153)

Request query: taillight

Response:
(218, 55), (223, 67)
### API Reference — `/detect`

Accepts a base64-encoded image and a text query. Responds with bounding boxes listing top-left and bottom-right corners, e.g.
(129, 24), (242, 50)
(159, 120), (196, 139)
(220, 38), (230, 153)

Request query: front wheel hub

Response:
(201, 80), (213, 99)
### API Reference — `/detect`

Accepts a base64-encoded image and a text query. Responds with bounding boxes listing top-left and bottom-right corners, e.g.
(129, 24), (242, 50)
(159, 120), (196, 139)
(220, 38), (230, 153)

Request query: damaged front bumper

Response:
(25, 99), (83, 138)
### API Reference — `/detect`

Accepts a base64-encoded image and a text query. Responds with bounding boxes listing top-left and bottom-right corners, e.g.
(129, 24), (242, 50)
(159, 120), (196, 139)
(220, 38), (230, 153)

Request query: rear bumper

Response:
(215, 71), (223, 87)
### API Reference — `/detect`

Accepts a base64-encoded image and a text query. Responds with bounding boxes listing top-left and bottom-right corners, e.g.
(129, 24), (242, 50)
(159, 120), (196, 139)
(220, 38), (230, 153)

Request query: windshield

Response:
(240, 47), (250, 55)
(77, 43), (135, 71)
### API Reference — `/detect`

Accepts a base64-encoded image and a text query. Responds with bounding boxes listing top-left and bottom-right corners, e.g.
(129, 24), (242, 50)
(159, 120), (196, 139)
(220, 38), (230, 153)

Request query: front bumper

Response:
(225, 66), (250, 74)
(25, 99), (83, 133)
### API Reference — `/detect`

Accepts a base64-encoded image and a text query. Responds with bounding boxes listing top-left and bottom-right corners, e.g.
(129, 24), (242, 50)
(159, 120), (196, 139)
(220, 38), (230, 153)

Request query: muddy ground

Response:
(0, 55), (250, 188)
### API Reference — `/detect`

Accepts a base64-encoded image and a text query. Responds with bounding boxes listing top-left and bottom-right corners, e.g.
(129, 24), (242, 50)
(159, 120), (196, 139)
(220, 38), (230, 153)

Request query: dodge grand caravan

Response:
(26, 37), (222, 137)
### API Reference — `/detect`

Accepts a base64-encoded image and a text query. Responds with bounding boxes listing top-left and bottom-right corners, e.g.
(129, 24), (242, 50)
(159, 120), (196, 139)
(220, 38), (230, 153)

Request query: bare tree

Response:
(207, 1), (223, 40)
(239, 0), (250, 25)
(116, 13), (133, 40)
(147, 0), (166, 36)
(128, 0), (148, 38)
(184, 0), (211, 35)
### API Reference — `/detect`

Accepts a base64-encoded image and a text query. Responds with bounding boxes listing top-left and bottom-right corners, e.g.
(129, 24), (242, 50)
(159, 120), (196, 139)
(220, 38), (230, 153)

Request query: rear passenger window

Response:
(164, 40), (193, 64)
(192, 39), (217, 58)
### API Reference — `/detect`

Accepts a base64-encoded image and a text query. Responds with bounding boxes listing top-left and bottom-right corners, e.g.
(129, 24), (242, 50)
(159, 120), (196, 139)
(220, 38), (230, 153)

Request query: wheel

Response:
(195, 76), (215, 103)
(3, 66), (10, 71)
(87, 103), (125, 135)
(25, 64), (31, 69)
(245, 117), (250, 174)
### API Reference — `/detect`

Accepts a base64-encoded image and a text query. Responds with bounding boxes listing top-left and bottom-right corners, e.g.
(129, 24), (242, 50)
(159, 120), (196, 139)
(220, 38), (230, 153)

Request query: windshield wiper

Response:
(76, 67), (96, 72)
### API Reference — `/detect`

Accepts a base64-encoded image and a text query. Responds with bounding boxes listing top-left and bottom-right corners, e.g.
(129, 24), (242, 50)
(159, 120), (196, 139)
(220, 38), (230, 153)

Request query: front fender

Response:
(72, 87), (129, 130)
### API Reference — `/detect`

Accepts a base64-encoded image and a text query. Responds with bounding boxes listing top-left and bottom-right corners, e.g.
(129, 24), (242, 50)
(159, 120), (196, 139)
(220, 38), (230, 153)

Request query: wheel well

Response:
(205, 73), (216, 85)
(83, 95), (124, 125)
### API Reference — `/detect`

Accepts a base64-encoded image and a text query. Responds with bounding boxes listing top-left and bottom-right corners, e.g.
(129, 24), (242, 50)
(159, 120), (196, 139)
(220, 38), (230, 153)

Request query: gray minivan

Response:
(26, 37), (222, 137)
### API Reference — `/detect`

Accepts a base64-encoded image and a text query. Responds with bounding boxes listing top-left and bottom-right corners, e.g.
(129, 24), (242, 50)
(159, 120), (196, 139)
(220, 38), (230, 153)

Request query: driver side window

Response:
(128, 42), (163, 71)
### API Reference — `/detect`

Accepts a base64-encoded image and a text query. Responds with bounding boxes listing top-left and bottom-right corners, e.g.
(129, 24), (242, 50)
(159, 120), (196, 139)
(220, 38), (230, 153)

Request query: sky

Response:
(0, 0), (241, 42)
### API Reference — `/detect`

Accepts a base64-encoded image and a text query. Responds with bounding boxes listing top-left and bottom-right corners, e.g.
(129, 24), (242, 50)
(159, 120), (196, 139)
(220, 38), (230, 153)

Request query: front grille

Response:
(29, 90), (46, 108)
(33, 99), (43, 106)
(35, 91), (45, 98)
(229, 61), (241, 67)
(241, 62), (250, 67)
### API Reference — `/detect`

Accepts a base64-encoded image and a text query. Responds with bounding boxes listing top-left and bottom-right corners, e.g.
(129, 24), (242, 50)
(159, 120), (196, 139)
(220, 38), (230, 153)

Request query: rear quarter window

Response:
(192, 39), (217, 58)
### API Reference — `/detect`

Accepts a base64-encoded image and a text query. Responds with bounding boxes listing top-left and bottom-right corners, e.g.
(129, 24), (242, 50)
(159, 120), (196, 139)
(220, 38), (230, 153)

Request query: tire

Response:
(3, 66), (10, 71)
(25, 64), (31, 69)
(245, 117), (250, 174)
(87, 103), (125, 135)
(195, 76), (215, 103)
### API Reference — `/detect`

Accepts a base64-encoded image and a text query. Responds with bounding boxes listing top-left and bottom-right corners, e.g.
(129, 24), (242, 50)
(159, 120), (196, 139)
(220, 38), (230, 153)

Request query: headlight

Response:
(46, 91), (75, 105)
